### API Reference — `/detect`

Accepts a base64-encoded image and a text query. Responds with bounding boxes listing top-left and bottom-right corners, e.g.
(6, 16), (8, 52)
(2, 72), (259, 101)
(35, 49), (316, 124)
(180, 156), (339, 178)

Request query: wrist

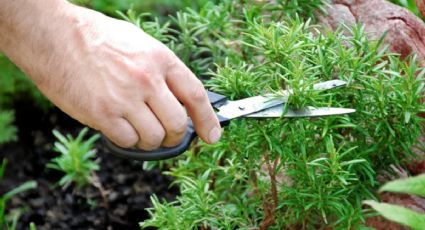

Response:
(0, 0), (70, 50)
(0, 0), (89, 84)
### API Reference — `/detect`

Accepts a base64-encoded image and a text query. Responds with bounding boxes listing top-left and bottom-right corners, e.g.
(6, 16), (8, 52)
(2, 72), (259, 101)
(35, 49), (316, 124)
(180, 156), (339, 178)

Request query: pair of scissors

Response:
(103, 80), (355, 161)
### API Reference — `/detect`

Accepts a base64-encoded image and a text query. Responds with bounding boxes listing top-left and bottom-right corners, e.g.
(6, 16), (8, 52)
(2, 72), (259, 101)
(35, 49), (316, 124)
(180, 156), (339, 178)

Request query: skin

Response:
(0, 0), (221, 150)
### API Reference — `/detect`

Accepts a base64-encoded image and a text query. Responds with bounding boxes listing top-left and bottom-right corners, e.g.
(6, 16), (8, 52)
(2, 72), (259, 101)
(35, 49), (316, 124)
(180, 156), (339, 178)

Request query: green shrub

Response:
(129, 1), (425, 229)
(47, 128), (100, 189)
(364, 174), (425, 230)
(119, 1), (326, 78)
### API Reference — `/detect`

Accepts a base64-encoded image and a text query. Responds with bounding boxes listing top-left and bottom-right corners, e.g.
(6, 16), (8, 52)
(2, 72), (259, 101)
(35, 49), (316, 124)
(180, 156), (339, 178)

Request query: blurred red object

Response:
(319, 0), (425, 66)
(407, 160), (425, 175)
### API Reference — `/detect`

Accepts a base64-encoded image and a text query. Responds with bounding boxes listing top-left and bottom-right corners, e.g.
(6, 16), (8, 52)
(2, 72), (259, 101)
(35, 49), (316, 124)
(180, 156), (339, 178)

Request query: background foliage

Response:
(0, 54), (50, 146)
(0, 159), (37, 229)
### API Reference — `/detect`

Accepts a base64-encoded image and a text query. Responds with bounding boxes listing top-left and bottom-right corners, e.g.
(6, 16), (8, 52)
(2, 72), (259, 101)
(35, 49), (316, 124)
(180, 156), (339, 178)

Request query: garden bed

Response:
(0, 98), (178, 229)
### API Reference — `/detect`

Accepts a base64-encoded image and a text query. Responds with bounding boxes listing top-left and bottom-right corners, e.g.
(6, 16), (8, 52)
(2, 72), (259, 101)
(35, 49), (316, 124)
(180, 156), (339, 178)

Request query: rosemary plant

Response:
(124, 1), (425, 229)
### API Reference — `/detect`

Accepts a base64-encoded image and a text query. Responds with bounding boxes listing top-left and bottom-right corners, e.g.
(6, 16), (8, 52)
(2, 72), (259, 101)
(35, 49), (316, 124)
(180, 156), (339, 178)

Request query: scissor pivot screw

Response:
(239, 106), (246, 110)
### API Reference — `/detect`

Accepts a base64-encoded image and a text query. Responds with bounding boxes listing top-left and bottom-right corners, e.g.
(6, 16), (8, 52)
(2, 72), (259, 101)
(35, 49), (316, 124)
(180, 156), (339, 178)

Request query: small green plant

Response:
(47, 127), (100, 189)
(0, 159), (37, 229)
(364, 174), (425, 230)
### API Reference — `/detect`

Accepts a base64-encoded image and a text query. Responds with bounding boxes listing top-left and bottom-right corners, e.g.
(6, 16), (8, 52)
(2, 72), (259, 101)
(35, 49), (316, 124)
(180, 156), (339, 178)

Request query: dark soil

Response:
(0, 98), (178, 230)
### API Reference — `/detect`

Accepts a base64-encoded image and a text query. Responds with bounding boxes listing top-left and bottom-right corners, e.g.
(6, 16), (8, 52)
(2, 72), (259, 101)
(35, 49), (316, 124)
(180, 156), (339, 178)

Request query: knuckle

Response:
(134, 68), (155, 86)
(139, 128), (165, 150)
(115, 136), (138, 149)
(128, 65), (145, 78)
(131, 67), (163, 96)
(166, 118), (188, 139)
(105, 128), (138, 149)
(137, 142), (156, 151)
(193, 108), (218, 130)
(189, 81), (207, 103)
(156, 47), (174, 62)
(142, 41), (175, 71)
(94, 99), (118, 118)
(199, 110), (216, 125)
(164, 52), (180, 69)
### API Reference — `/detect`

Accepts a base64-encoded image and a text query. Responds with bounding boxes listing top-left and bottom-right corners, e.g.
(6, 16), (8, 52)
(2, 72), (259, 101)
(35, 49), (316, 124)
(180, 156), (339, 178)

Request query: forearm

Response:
(0, 0), (80, 84)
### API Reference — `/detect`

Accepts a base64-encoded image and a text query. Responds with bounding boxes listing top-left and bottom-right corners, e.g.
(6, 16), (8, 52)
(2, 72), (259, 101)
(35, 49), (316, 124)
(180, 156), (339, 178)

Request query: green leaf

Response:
(58, 174), (74, 186)
(29, 222), (37, 230)
(379, 174), (425, 197)
(340, 159), (367, 166)
(364, 200), (425, 230)
(3, 181), (37, 201)
(9, 209), (21, 230)
(52, 130), (68, 145)
(0, 159), (7, 181)
(76, 127), (89, 143)
(404, 111), (411, 123)
(0, 111), (17, 145)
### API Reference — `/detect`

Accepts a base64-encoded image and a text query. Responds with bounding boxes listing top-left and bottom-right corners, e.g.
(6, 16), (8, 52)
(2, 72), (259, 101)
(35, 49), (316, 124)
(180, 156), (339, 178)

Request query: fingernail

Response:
(208, 127), (221, 143)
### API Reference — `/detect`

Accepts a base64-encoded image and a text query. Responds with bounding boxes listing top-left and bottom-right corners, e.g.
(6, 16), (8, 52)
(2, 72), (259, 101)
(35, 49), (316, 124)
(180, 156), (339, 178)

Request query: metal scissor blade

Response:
(245, 106), (356, 118)
(312, 80), (347, 91)
(216, 95), (285, 120)
(214, 79), (349, 120)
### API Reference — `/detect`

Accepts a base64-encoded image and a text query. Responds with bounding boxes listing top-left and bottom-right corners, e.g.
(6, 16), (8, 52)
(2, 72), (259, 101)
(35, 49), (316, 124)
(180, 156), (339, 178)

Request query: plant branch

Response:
(90, 171), (109, 210)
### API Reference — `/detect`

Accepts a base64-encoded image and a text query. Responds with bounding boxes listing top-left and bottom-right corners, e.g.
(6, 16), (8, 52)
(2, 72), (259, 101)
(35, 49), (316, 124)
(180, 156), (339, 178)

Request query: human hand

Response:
(0, 0), (221, 150)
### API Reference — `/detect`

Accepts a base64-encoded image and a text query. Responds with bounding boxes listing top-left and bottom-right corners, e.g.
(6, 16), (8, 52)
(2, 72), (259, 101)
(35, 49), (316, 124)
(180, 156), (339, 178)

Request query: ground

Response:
(0, 98), (178, 230)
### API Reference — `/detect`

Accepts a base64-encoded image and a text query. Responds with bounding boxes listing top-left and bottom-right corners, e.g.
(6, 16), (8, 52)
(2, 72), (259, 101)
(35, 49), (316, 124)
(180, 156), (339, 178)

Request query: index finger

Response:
(165, 59), (221, 144)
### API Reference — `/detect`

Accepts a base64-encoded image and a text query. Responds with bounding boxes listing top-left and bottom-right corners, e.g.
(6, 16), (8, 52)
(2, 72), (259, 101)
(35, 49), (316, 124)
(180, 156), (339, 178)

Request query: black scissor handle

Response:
(104, 115), (230, 161)
(103, 90), (229, 161)
(207, 90), (227, 105)
(103, 121), (197, 161)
